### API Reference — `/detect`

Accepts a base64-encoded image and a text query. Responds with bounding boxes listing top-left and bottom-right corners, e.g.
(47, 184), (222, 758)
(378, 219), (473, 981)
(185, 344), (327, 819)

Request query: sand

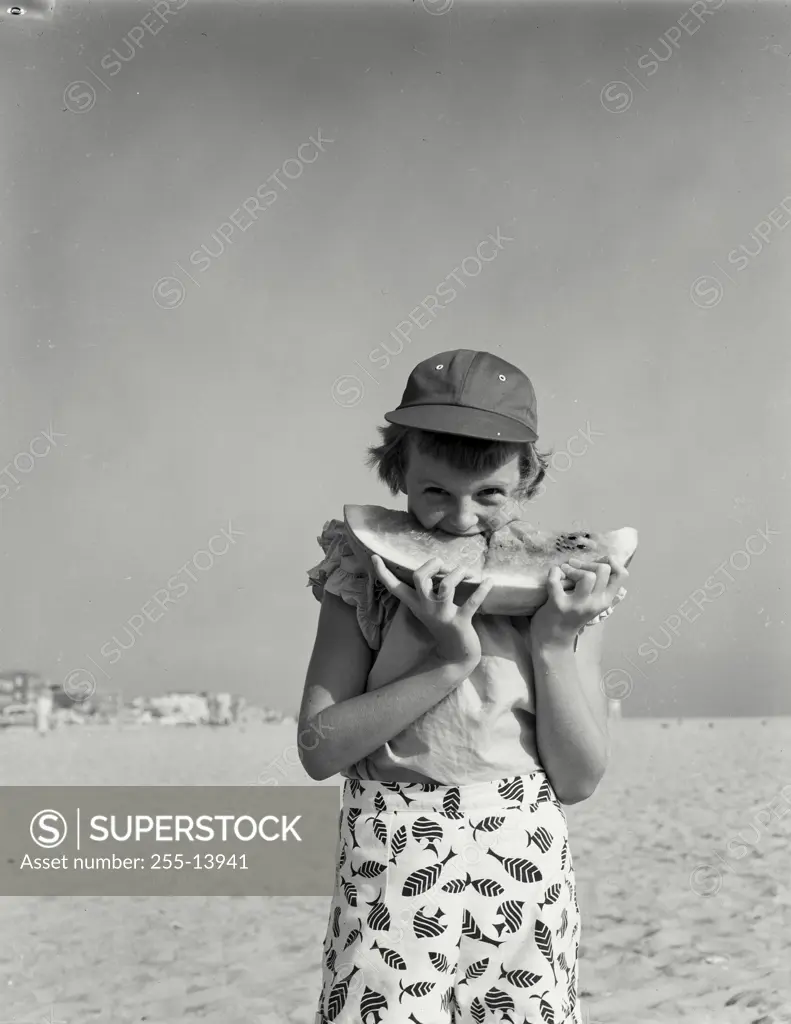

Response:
(1, 717), (789, 1024)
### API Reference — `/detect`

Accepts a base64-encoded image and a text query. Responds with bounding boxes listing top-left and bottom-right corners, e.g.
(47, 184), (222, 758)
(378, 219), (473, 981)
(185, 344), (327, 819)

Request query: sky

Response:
(0, 0), (788, 717)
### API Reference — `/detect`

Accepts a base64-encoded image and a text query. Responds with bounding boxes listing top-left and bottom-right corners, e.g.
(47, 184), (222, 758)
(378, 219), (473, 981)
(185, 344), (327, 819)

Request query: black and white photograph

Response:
(1, 0), (789, 1021)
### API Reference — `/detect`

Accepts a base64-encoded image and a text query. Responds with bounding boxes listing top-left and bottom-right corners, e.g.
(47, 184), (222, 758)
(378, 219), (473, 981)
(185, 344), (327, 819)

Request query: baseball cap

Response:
(384, 349), (538, 443)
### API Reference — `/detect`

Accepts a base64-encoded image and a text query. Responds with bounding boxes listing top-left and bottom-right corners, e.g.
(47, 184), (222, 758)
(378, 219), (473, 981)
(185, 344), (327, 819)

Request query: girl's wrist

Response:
(532, 637), (577, 660)
(432, 645), (480, 672)
(530, 622), (579, 654)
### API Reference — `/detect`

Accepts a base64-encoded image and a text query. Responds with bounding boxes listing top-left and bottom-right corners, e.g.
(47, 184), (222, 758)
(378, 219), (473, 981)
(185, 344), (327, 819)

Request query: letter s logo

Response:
(30, 809), (68, 848)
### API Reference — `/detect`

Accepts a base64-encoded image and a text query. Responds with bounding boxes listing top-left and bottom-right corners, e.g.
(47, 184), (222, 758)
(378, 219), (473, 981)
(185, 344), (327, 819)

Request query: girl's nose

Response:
(448, 500), (477, 532)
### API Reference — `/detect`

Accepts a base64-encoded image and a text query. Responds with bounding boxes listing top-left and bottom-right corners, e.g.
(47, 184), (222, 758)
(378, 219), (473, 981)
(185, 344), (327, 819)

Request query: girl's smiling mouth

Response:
(435, 526), (485, 537)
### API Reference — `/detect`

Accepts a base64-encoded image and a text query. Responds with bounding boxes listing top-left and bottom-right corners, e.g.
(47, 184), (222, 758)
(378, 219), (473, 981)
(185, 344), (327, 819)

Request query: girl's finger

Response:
(433, 565), (469, 604)
(412, 557), (442, 600)
(566, 559), (612, 595)
(605, 558), (628, 583)
(571, 559), (629, 609)
(601, 562), (628, 604)
(561, 562), (596, 577)
(568, 556), (628, 582)
(560, 562), (599, 598)
(586, 586), (627, 625)
(547, 564), (568, 603)
(591, 561), (612, 594)
(460, 576), (494, 617)
(371, 555), (419, 612)
(567, 557), (612, 579)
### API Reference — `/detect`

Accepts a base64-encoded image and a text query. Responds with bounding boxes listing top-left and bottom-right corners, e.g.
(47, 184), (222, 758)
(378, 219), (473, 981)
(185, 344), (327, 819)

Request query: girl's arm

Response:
(531, 622), (610, 805)
(298, 592), (479, 781)
(528, 556), (628, 804)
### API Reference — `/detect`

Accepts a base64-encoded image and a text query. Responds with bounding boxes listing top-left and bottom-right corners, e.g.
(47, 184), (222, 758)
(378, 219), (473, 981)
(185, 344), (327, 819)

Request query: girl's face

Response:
(403, 443), (523, 536)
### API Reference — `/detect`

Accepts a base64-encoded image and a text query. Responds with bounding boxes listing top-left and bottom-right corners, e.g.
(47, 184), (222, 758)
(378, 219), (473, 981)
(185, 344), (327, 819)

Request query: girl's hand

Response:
(371, 555), (493, 666)
(530, 556), (629, 650)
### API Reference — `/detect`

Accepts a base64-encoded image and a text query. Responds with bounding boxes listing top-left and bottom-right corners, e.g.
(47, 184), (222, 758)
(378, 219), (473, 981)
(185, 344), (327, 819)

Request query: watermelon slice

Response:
(343, 504), (638, 615)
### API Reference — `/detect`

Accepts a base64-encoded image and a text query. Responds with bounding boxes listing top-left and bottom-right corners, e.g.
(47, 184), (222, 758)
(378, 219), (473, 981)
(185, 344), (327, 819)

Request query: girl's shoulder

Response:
(306, 517), (398, 650)
(309, 517), (363, 573)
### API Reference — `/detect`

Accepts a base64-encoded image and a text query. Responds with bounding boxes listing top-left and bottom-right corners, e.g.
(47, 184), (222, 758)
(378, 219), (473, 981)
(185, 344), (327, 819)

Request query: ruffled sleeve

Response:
(306, 519), (399, 651)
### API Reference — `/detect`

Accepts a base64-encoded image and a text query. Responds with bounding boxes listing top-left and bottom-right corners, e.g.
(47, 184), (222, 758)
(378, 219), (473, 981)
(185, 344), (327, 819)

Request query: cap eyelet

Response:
(498, 374), (507, 381)
(436, 364), (444, 370)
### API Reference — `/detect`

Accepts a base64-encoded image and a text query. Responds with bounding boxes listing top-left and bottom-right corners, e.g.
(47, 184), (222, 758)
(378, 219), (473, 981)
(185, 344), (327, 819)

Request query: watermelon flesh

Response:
(343, 504), (638, 616)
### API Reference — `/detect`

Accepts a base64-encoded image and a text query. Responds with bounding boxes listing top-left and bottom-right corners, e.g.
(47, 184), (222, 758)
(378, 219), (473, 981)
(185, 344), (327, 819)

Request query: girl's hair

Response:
(366, 424), (550, 501)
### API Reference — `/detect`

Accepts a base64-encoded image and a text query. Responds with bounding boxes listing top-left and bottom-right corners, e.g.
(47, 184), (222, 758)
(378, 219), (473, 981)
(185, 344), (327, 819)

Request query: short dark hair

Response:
(366, 423), (550, 501)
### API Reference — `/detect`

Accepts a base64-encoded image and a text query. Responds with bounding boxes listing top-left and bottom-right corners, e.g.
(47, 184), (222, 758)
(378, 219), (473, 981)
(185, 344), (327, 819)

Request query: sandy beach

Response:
(1, 717), (789, 1024)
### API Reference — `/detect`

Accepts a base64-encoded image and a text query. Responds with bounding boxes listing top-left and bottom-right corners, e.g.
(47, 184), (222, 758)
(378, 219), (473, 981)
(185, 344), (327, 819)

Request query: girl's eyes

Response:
(423, 488), (504, 498)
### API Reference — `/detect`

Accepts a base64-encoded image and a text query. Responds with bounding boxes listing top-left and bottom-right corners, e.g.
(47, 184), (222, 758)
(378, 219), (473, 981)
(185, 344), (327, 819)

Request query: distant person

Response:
(231, 695), (245, 724)
(35, 690), (52, 736)
(299, 350), (631, 1023)
(217, 692), (232, 725)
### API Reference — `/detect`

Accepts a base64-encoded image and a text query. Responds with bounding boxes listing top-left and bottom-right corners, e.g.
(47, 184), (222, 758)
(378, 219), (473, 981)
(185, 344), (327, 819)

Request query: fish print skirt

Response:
(315, 771), (582, 1024)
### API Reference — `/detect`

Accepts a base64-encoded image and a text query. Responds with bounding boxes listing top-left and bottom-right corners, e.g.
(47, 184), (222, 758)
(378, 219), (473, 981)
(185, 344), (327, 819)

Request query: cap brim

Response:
(384, 405), (537, 443)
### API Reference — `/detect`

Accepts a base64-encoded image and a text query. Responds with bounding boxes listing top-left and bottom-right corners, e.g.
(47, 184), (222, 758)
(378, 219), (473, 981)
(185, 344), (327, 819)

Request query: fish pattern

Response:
(315, 771), (582, 1023)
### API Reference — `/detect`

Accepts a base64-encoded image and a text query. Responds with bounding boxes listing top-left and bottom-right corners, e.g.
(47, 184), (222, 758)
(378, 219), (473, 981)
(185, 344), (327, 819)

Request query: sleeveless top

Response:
(306, 518), (543, 786)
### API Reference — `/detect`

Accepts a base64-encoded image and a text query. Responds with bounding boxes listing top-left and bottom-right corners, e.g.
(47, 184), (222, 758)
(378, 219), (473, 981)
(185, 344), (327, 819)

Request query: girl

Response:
(300, 349), (628, 1024)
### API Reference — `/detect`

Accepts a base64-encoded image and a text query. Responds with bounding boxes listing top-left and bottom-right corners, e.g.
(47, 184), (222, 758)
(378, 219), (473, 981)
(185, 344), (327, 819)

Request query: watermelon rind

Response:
(343, 504), (638, 616)
(343, 505), (487, 583)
